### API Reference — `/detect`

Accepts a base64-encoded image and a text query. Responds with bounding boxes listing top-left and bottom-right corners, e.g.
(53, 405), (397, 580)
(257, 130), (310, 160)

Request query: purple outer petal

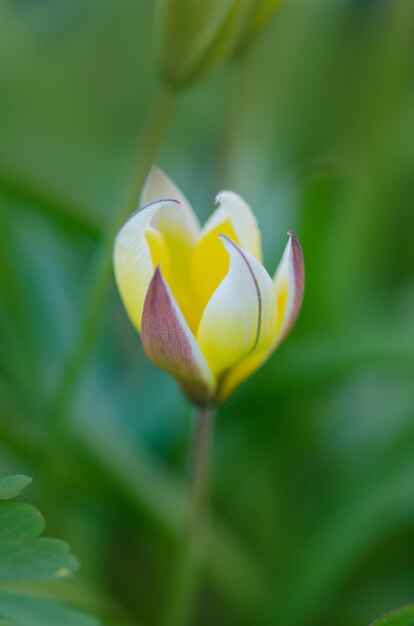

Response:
(141, 268), (214, 405)
(277, 231), (305, 344)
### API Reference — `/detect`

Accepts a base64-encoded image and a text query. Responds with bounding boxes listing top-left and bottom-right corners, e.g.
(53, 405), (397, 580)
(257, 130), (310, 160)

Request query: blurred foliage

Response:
(1, 0), (414, 625)
(0, 475), (100, 625)
(373, 605), (414, 626)
(157, 0), (283, 86)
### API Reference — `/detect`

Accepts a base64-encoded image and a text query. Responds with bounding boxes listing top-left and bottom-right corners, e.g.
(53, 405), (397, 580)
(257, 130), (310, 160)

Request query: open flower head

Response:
(114, 167), (304, 406)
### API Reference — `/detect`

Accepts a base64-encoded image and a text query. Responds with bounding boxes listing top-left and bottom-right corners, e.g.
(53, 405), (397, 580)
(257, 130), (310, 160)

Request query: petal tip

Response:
(285, 231), (304, 271)
(215, 189), (241, 205)
(143, 264), (169, 310)
(288, 231), (304, 268)
(217, 232), (238, 252)
(118, 198), (181, 234)
(287, 230), (300, 246)
(214, 190), (231, 205)
(143, 164), (184, 204)
(140, 164), (187, 211)
(273, 230), (304, 346)
(153, 264), (162, 279)
(217, 232), (230, 243)
(147, 163), (161, 176)
(143, 164), (158, 184)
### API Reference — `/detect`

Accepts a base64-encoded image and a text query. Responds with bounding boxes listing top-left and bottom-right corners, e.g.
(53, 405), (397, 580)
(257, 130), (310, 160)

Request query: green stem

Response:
(0, 403), (268, 616)
(160, 405), (216, 626)
(48, 86), (176, 440)
(190, 405), (215, 530)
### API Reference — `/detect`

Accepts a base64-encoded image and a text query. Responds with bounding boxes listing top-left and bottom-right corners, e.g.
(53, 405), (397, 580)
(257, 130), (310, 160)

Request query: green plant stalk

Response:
(160, 405), (216, 626)
(218, 54), (249, 189)
(48, 86), (176, 440)
(0, 402), (268, 617)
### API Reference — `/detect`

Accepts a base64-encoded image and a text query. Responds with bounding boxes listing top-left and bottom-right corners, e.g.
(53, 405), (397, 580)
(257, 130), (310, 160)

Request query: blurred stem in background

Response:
(47, 86), (176, 441)
(219, 53), (249, 189)
(158, 0), (283, 87)
(161, 406), (216, 626)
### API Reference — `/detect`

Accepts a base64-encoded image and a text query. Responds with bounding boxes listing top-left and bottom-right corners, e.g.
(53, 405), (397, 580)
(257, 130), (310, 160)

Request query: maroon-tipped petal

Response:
(278, 232), (305, 344)
(141, 268), (215, 405)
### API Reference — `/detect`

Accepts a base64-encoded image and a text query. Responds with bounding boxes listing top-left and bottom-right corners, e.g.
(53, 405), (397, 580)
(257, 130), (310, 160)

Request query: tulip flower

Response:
(114, 166), (304, 407)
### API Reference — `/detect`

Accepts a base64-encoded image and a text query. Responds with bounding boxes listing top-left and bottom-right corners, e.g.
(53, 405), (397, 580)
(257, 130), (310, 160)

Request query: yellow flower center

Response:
(146, 218), (240, 335)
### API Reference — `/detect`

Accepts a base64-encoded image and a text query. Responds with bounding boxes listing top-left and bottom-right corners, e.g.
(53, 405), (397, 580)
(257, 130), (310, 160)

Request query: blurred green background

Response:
(1, 1), (414, 625)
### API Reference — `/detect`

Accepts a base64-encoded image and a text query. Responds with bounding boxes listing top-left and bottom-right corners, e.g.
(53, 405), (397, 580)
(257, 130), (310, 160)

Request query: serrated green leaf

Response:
(373, 605), (414, 626)
(0, 591), (101, 626)
(0, 500), (78, 583)
(0, 479), (100, 624)
(0, 476), (32, 501)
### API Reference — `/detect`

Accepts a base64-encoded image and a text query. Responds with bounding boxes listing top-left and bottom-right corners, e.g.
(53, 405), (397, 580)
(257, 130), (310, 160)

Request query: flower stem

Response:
(48, 86), (176, 440)
(161, 405), (216, 626)
(190, 405), (215, 529)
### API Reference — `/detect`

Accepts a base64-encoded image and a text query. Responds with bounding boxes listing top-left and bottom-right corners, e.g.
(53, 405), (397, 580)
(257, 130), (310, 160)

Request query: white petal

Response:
(200, 190), (262, 261)
(197, 236), (276, 378)
(113, 199), (178, 332)
(141, 166), (200, 244)
(219, 232), (304, 401)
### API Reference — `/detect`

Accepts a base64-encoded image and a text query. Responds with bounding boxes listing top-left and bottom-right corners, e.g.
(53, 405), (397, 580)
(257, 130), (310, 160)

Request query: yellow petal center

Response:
(275, 282), (288, 334)
(190, 219), (239, 330)
(146, 228), (170, 275)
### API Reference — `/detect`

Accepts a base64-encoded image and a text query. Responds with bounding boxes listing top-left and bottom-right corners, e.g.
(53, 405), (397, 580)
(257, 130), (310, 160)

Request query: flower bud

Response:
(114, 166), (304, 405)
(157, 0), (284, 87)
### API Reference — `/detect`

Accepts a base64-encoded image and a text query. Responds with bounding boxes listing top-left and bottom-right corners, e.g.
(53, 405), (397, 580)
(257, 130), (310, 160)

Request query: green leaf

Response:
(0, 477), (101, 625)
(0, 591), (100, 626)
(372, 605), (414, 626)
(0, 475), (32, 501)
(0, 499), (78, 583)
